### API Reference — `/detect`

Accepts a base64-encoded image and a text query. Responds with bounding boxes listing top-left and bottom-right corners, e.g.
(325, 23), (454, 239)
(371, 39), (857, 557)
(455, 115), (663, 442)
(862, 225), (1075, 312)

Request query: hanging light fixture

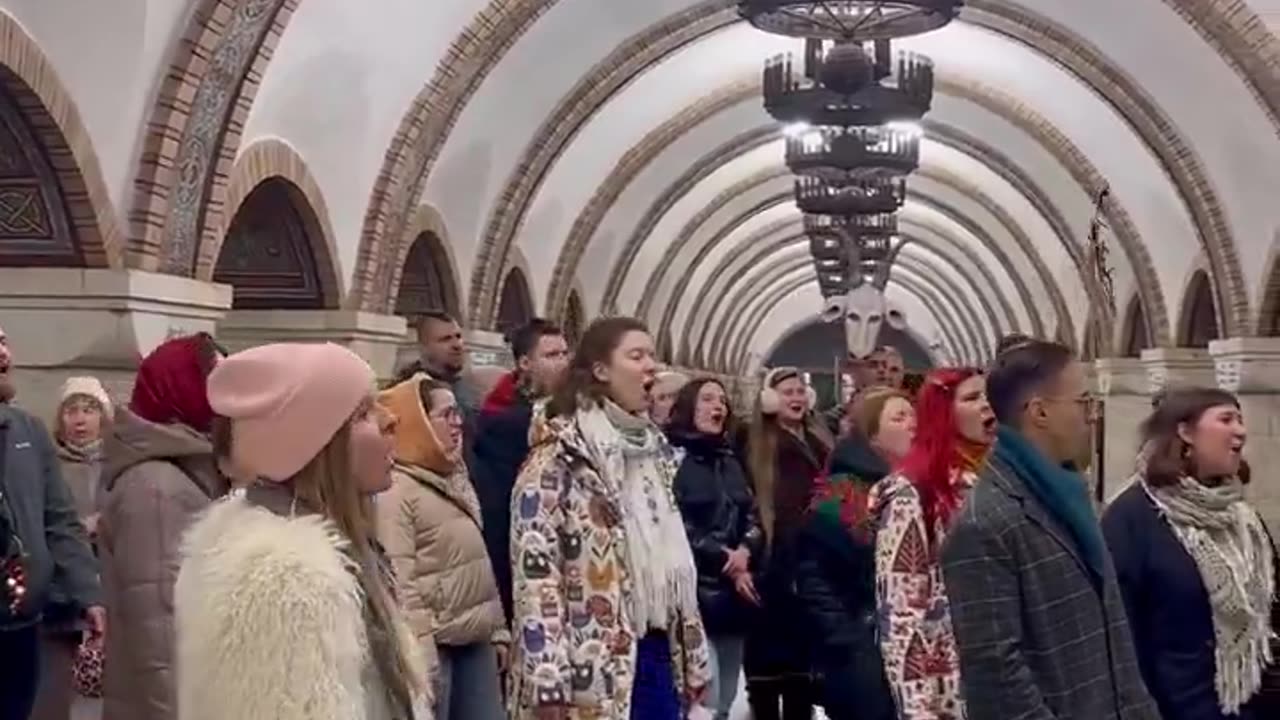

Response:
(764, 40), (933, 126)
(787, 124), (919, 181)
(739, 0), (962, 41)
(794, 176), (905, 215)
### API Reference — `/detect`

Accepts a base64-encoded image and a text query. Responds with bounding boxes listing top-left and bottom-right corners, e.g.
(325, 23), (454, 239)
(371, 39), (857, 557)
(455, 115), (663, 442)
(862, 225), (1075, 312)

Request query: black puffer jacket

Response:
(795, 435), (896, 720)
(670, 430), (763, 635)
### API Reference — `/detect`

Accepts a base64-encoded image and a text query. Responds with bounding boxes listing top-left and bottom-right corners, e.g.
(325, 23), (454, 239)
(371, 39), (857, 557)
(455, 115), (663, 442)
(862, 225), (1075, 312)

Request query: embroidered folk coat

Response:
(508, 408), (712, 719)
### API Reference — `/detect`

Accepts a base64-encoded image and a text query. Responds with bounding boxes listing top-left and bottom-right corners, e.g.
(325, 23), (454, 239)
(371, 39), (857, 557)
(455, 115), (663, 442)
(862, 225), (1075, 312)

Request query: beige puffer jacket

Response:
(375, 376), (508, 655)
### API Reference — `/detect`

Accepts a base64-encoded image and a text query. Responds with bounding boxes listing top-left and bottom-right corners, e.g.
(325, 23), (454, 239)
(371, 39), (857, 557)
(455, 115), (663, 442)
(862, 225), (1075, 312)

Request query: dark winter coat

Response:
(0, 404), (99, 630)
(669, 430), (763, 636)
(795, 436), (895, 720)
(1102, 482), (1280, 720)
(471, 371), (534, 624)
(740, 423), (828, 680)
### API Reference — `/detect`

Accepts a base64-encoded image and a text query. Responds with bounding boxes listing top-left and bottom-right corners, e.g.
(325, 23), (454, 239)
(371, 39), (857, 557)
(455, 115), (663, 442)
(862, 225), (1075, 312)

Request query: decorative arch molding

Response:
(346, 0), (559, 309)
(713, 256), (979, 373)
(649, 172), (1058, 356)
(0, 12), (123, 267)
(209, 138), (341, 302)
(395, 204), (464, 323)
(937, 74), (1172, 348)
(466, 2), (745, 328)
(496, 262), (535, 336)
(684, 219), (1017, 370)
(446, 0), (1216, 345)
(1255, 227), (1280, 337)
(724, 268), (975, 373)
(965, 0), (1246, 337)
(1119, 292), (1153, 358)
(1177, 264), (1220, 348)
(213, 175), (334, 309)
(547, 113), (770, 318)
(132, 0), (299, 274)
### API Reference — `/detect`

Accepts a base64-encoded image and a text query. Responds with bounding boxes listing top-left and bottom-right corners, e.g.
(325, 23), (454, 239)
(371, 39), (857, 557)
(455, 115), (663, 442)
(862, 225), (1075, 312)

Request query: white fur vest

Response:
(175, 495), (430, 720)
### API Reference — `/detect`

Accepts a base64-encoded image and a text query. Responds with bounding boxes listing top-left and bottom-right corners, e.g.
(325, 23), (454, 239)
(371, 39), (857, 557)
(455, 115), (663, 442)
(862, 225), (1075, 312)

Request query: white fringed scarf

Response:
(1143, 476), (1276, 714)
(577, 399), (699, 632)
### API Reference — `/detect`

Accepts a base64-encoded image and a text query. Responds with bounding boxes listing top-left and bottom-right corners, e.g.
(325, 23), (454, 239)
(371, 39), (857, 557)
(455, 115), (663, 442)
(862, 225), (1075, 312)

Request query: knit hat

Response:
(652, 370), (690, 395)
(59, 376), (113, 417)
(207, 343), (375, 482)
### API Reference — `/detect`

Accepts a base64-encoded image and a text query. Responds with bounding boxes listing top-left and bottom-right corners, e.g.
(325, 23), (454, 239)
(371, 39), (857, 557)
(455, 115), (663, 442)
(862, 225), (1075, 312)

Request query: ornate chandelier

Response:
(794, 176), (904, 215)
(787, 125), (920, 181)
(764, 40), (933, 126)
(739, 0), (963, 41)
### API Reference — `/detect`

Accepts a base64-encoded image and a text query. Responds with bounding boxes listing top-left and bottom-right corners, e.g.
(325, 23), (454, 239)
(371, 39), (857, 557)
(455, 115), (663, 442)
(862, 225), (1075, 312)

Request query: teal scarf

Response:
(993, 425), (1107, 584)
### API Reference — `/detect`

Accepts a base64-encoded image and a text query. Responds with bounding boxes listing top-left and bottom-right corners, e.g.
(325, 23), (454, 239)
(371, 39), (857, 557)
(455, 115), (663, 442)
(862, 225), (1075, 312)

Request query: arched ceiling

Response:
(11, 0), (1280, 364)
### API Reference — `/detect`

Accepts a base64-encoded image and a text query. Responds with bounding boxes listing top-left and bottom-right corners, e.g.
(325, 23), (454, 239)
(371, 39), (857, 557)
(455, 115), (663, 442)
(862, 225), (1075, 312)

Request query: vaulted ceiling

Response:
(7, 0), (1280, 372)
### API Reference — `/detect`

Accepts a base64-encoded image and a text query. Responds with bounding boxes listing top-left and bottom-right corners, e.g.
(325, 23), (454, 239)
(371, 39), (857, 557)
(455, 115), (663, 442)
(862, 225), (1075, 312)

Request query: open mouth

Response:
(982, 417), (997, 432)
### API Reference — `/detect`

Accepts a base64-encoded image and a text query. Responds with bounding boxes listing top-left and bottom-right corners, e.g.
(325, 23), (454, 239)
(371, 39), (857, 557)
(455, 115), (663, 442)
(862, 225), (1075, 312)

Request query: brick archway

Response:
(130, 0), (300, 275)
(395, 204), (464, 324)
(1178, 268), (1220, 348)
(208, 138), (341, 306)
(0, 13), (123, 268)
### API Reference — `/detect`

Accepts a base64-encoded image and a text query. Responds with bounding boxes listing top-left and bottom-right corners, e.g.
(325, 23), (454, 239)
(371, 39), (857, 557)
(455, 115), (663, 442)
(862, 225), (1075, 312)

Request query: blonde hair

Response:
(288, 412), (423, 714)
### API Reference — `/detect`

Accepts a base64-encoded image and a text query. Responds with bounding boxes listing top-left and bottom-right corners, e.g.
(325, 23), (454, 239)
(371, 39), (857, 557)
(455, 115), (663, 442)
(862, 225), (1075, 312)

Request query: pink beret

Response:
(206, 343), (374, 482)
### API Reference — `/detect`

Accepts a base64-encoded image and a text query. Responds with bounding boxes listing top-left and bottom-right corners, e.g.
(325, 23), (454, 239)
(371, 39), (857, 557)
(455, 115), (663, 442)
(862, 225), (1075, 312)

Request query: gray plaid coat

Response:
(940, 455), (1160, 720)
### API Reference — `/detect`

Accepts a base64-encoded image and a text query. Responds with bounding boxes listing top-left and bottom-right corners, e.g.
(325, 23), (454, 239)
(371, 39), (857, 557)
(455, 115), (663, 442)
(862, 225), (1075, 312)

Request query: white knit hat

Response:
(59, 376), (113, 417)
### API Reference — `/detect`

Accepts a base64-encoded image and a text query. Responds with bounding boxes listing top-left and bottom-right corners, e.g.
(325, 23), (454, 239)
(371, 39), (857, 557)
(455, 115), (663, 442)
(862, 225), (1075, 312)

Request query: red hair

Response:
(895, 367), (984, 538)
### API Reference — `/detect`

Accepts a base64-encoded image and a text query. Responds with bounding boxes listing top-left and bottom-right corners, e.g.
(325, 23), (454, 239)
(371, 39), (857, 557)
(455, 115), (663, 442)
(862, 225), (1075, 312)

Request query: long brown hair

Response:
(546, 316), (649, 418)
(288, 403), (423, 715)
(1140, 387), (1247, 487)
(746, 369), (833, 543)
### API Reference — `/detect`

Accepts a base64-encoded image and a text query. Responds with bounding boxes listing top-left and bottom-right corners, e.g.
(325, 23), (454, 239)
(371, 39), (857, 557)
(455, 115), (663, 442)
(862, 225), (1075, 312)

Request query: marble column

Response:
(0, 268), (231, 423)
(1209, 337), (1280, 532)
(217, 309), (408, 380)
(1094, 357), (1151, 503)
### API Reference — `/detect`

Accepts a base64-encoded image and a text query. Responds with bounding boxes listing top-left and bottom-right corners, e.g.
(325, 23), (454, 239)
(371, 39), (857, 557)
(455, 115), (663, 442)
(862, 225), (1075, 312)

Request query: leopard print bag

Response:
(72, 637), (104, 698)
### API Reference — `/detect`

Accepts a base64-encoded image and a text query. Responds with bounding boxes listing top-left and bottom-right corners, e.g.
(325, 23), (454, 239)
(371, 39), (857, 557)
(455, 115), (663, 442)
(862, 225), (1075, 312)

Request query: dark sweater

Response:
(1102, 482), (1280, 720)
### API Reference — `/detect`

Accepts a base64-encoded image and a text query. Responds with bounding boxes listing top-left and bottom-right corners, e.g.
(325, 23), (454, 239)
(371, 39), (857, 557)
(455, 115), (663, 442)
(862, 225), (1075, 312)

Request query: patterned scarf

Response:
(1144, 475), (1275, 714)
(576, 399), (699, 631)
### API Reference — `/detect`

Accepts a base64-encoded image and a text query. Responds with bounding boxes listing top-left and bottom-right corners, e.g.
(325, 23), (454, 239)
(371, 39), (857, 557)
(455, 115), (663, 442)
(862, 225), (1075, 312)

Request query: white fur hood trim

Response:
(175, 495), (421, 720)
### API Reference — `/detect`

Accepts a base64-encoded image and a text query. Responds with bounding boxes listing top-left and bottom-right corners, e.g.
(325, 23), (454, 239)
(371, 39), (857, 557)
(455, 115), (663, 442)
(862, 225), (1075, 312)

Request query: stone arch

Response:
(1120, 293), (1153, 358)
(349, 0), (560, 312)
(466, 4), (746, 327)
(496, 265), (534, 335)
(393, 204), (464, 323)
(1177, 268), (1220, 348)
(563, 287), (586, 346)
(213, 176), (334, 310)
(0, 12), (123, 267)
(131, 0), (300, 274)
(208, 139), (340, 301)
(1255, 230), (1280, 337)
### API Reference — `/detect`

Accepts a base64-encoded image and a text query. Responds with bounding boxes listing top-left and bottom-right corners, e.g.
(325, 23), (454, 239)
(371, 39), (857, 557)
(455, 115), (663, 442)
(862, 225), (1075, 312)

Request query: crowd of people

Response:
(1, 314), (1279, 720)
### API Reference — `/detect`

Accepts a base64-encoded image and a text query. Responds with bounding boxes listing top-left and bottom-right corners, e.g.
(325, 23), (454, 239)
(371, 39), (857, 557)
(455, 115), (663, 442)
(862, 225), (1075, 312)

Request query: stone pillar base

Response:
(0, 268), (231, 421)
(218, 310), (408, 380)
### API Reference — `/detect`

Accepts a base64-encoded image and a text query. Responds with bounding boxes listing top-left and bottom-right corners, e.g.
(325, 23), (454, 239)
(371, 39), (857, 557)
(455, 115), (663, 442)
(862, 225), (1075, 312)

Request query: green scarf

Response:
(994, 425), (1107, 584)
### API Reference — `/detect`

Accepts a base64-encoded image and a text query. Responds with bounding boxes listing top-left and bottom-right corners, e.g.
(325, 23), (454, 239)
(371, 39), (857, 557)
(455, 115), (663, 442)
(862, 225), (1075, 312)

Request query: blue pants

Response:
(707, 634), (746, 720)
(631, 632), (680, 720)
(434, 642), (505, 720)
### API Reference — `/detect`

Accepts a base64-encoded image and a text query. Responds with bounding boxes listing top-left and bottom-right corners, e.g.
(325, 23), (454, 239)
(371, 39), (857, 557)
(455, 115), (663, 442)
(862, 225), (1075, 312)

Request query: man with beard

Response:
(396, 311), (481, 449)
(471, 318), (570, 624)
(875, 346), (905, 390)
(0, 324), (104, 719)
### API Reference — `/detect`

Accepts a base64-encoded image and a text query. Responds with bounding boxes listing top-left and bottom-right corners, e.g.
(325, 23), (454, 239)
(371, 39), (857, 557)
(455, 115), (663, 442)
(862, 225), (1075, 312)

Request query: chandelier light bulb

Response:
(783, 121), (812, 137)
(886, 120), (923, 138)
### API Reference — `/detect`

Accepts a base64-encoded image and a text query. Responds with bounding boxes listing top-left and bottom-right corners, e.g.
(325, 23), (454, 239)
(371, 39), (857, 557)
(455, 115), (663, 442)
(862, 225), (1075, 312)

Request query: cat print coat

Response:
(507, 407), (711, 719)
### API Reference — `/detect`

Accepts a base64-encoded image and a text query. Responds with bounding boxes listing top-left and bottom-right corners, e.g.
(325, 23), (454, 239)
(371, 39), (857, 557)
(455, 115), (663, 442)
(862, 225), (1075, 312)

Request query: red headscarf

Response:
(130, 334), (218, 434)
(895, 367), (989, 539)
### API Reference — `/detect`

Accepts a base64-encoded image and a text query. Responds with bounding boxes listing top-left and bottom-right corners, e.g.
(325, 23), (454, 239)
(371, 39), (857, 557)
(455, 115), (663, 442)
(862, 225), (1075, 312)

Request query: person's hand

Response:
(733, 572), (762, 606)
(83, 605), (106, 645)
(722, 546), (750, 577)
(494, 641), (510, 674)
